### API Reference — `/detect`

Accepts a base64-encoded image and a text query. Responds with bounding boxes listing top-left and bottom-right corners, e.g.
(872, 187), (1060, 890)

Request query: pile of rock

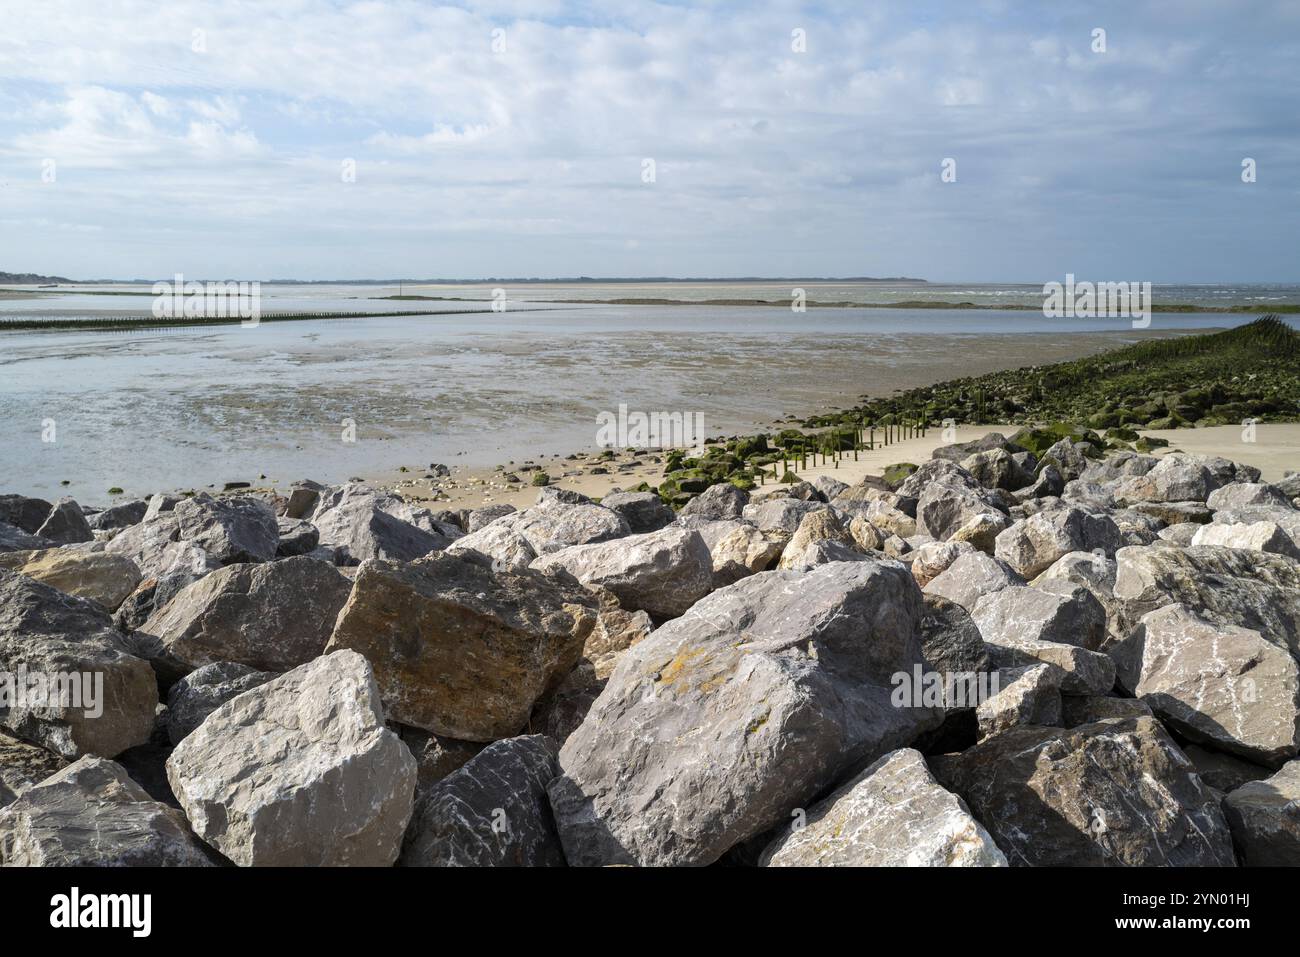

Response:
(3, 445), (1299, 867)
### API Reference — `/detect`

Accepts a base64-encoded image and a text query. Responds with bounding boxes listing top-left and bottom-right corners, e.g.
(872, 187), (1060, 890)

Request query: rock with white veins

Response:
(1222, 759), (1300, 865)
(531, 525), (712, 619)
(0, 756), (213, 866)
(0, 570), (157, 760)
(1113, 603), (1300, 766)
(547, 559), (942, 867)
(400, 735), (565, 867)
(166, 650), (417, 866)
(935, 716), (1236, 866)
(922, 551), (1023, 612)
(759, 749), (1006, 867)
(444, 517), (538, 571)
(975, 664), (1063, 740)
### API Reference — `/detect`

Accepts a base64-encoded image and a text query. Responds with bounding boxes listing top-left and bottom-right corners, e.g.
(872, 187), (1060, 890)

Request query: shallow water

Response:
(0, 298), (1291, 505)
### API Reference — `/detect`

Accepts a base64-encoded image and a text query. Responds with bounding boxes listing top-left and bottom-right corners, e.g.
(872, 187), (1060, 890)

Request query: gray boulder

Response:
(1207, 482), (1294, 512)
(742, 497), (831, 534)
(759, 749), (1005, 867)
(994, 506), (1122, 579)
(444, 518), (538, 571)
(400, 735), (565, 867)
(35, 497), (94, 545)
(0, 570), (157, 759)
(173, 493), (279, 564)
(0, 731), (66, 809)
(466, 503), (517, 532)
(976, 664), (1063, 740)
(275, 517), (319, 557)
(1114, 603), (1300, 766)
(935, 716), (1235, 866)
(0, 756), (212, 866)
(532, 525), (712, 619)
(313, 493), (453, 565)
(136, 556), (352, 678)
(1222, 759), (1300, 865)
(164, 662), (276, 744)
(87, 499), (149, 532)
(547, 559), (942, 866)
(0, 495), (53, 534)
(680, 482), (749, 521)
(599, 491), (675, 533)
(166, 650), (416, 866)
(922, 551), (1023, 612)
(1191, 520), (1300, 559)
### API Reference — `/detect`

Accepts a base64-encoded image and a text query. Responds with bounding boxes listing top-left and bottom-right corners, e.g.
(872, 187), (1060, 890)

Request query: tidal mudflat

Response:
(0, 303), (1237, 503)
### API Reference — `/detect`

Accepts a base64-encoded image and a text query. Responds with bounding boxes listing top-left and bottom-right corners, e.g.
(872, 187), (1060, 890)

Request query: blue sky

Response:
(0, 0), (1296, 281)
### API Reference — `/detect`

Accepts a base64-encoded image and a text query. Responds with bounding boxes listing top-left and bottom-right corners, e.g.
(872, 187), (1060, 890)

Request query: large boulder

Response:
(467, 503), (516, 533)
(759, 749), (1006, 867)
(598, 491), (675, 533)
(0, 522), (54, 554)
(444, 518), (538, 571)
(400, 735), (565, 867)
(994, 506), (1122, 579)
(325, 553), (597, 741)
(0, 756), (213, 866)
(136, 556), (352, 679)
(1223, 760), (1300, 865)
(935, 716), (1236, 866)
(164, 662), (276, 744)
(87, 499), (149, 532)
(111, 540), (222, 631)
(0, 495), (53, 534)
(742, 497), (831, 534)
(547, 559), (942, 866)
(509, 498), (630, 555)
(960, 448), (1032, 492)
(971, 585), (1114, 694)
(1113, 545), (1300, 654)
(776, 510), (857, 572)
(910, 540), (975, 588)
(531, 526), (712, 619)
(166, 650), (416, 866)
(680, 482), (749, 521)
(1190, 521), (1300, 559)
(922, 551), (1023, 612)
(1114, 604), (1300, 766)
(0, 546), (140, 611)
(0, 731), (66, 809)
(173, 493), (279, 564)
(35, 497), (94, 545)
(690, 519), (784, 587)
(0, 570), (156, 759)
(916, 483), (1004, 541)
(1207, 482), (1294, 512)
(1113, 453), (1244, 504)
(312, 492), (453, 565)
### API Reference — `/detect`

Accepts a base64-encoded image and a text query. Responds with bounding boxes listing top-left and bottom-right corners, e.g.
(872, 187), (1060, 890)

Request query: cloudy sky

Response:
(0, 0), (1296, 281)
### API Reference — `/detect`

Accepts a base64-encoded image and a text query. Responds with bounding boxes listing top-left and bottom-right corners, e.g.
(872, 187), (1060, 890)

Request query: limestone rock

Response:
(1190, 520), (1300, 559)
(0, 494), (53, 534)
(275, 517), (319, 557)
(547, 559), (942, 866)
(759, 749), (1006, 867)
(325, 553), (596, 741)
(35, 497), (94, 545)
(0, 731), (66, 809)
(166, 650), (416, 866)
(994, 506), (1122, 579)
(400, 735), (565, 867)
(532, 525), (711, 619)
(1223, 760), (1300, 865)
(948, 511), (1010, 553)
(1114, 603), (1300, 766)
(164, 662), (276, 744)
(173, 493), (279, 564)
(137, 556), (352, 678)
(937, 716), (1235, 866)
(1206, 482), (1293, 512)
(972, 585), (1114, 694)
(922, 551), (1023, 612)
(976, 664), (1062, 740)
(680, 482), (749, 521)
(0, 570), (157, 759)
(910, 540), (975, 588)
(444, 518), (538, 571)
(0, 756), (212, 866)
(467, 503), (517, 532)
(599, 491), (675, 533)
(0, 546), (140, 611)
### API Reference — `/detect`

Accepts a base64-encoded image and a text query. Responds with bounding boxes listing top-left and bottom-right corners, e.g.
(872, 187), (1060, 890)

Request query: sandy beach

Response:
(372, 421), (1300, 511)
